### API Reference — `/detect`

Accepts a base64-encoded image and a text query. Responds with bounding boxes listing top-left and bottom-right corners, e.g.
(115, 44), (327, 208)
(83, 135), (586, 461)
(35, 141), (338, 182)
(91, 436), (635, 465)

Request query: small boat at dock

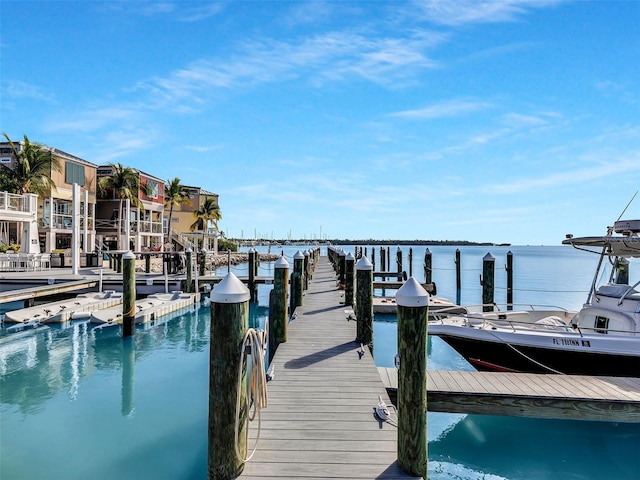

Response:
(4, 291), (123, 324)
(428, 219), (640, 377)
(89, 291), (197, 325)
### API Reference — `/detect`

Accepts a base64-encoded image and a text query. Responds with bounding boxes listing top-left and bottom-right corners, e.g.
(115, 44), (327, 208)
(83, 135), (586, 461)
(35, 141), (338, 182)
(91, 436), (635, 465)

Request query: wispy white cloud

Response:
(43, 106), (141, 133)
(412, 0), (563, 27)
(485, 155), (640, 195)
(91, 129), (159, 163)
(103, 1), (223, 22)
(177, 3), (225, 22)
(594, 79), (639, 105)
(185, 144), (225, 153)
(2, 80), (56, 102)
(135, 29), (443, 107)
(390, 99), (491, 119)
(283, 0), (341, 26)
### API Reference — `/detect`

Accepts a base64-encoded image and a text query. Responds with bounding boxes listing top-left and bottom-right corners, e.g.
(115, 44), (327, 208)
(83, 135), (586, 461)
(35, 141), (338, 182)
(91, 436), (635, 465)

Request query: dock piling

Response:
(355, 256), (373, 347)
(506, 250), (513, 310)
(208, 273), (250, 480)
(248, 249), (257, 302)
(271, 256), (289, 361)
(455, 249), (461, 305)
(344, 252), (355, 306)
(186, 248), (193, 293)
(424, 248), (432, 284)
(122, 251), (136, 337)
(482, 252), (495, 311)
(200, 248), (207, 277)
(396, 277), (429, 478)
(292, 250), (304, 309)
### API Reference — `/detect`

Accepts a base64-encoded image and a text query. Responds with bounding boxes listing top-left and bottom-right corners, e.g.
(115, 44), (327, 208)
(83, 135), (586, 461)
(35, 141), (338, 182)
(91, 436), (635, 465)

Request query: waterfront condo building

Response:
(166, 186), (219, 252)
(0, 141), (98, 253)
(95, 165), (165, 252)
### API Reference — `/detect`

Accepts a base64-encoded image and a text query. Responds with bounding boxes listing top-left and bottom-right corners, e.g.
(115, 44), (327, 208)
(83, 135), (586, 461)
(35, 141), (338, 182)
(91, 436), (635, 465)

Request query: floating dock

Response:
(3, 290), (123, 323)
(238, 256), (413, 479)
(378, 367), (640, 423)
(89, 291), (198, 325)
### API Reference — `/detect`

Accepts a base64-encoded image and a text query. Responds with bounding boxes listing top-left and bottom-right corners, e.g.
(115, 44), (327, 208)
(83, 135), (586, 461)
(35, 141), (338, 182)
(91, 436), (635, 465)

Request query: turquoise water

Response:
(1, 246), (639, 479)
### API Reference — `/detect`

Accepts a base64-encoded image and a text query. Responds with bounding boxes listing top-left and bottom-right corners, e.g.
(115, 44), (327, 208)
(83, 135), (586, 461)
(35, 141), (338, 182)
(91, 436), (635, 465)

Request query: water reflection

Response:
(121, 336), (135, 417)
(0, 300), (266, 415)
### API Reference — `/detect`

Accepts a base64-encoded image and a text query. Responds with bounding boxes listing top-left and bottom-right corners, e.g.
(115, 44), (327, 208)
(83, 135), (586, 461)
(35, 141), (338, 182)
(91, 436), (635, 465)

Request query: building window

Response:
(145, 180), (159, 199)
(1, 157), (10, 163)
(65, 161), (86, 186)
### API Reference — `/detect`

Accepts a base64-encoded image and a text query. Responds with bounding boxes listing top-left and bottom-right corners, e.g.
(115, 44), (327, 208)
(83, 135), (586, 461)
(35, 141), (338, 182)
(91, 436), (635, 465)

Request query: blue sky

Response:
(2, 1), (639, 245)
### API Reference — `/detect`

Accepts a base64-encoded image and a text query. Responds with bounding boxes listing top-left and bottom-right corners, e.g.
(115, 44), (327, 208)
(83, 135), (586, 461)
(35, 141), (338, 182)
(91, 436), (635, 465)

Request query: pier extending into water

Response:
(219, 251), (640, 479)
(235, 255), (412, 479)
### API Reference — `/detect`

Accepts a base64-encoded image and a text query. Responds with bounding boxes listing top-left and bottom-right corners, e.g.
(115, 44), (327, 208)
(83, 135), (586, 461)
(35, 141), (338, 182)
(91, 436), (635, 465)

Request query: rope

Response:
(483, 326), (565, 375)
(234, 324), (269, 464)
(374, 395), (397, 427)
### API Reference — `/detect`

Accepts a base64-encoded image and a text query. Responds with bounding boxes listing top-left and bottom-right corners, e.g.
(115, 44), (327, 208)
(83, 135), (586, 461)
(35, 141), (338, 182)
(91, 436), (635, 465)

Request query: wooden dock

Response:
(0, 279), (98, 305)
(238, 256), (416, 479)
(378, 367), (640, 423)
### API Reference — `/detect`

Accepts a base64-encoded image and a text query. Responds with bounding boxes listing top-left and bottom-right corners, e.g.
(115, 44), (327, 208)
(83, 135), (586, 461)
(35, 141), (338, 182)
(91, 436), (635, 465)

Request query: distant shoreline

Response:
(327, 240), (511, 247)
(234, 239), (511, 247)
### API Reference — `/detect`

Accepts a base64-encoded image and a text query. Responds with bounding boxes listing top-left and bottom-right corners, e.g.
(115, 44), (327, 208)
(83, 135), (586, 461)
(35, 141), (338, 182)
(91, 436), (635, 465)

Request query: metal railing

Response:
(0, 192), (35, 213)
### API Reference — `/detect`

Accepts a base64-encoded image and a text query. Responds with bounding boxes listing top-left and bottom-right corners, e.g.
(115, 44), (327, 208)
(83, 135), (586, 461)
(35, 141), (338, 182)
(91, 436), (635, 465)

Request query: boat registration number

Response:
(552, 338), (591, 347)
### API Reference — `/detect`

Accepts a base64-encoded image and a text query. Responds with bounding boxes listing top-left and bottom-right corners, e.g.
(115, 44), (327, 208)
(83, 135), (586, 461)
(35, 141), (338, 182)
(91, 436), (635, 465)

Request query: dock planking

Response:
(0, 279), (98, 304)
(238, 256), (417, 479)
(378, 367), (640, 423)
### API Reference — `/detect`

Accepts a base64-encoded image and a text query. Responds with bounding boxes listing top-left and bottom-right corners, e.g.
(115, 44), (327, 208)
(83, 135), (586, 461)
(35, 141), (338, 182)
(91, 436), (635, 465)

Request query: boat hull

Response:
(437, 334), (640, 377)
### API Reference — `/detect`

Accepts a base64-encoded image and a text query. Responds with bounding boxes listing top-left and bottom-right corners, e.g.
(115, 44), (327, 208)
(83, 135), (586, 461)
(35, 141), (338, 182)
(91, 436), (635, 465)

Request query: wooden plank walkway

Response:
(238, 256), (418, 480)
(378, 368), (640, 423)
(0, 279), (98, 304)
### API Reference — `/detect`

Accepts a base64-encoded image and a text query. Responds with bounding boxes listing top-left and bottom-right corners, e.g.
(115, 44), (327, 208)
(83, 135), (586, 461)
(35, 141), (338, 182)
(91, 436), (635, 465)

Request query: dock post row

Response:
(228, 251), (417, 479)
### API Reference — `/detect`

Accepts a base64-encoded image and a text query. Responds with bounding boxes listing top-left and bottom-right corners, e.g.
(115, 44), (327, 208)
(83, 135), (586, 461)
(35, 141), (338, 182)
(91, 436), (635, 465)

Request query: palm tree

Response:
(190, 196), (221, 232)
(164, 177), (192, 245)
(97, 163), (142, 249)
(0, 133), (61, 195)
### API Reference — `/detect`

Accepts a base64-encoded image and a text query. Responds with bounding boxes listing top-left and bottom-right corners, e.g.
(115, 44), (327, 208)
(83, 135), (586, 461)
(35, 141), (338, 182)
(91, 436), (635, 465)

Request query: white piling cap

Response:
(355, 256), (373, 271)
(210, 272), (250, 304)
(123, 250), (136, 260)
(483, 253), (495, 261)
(294, 250), (305, 259)
(275, 256), (289, 268)
(346, 252), (355, 261)
(396, 277), (430, 307)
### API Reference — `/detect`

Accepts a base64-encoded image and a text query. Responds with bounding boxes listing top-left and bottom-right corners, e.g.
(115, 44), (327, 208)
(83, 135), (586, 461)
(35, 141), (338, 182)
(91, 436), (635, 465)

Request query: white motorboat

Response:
(428, 219), (640, 377)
